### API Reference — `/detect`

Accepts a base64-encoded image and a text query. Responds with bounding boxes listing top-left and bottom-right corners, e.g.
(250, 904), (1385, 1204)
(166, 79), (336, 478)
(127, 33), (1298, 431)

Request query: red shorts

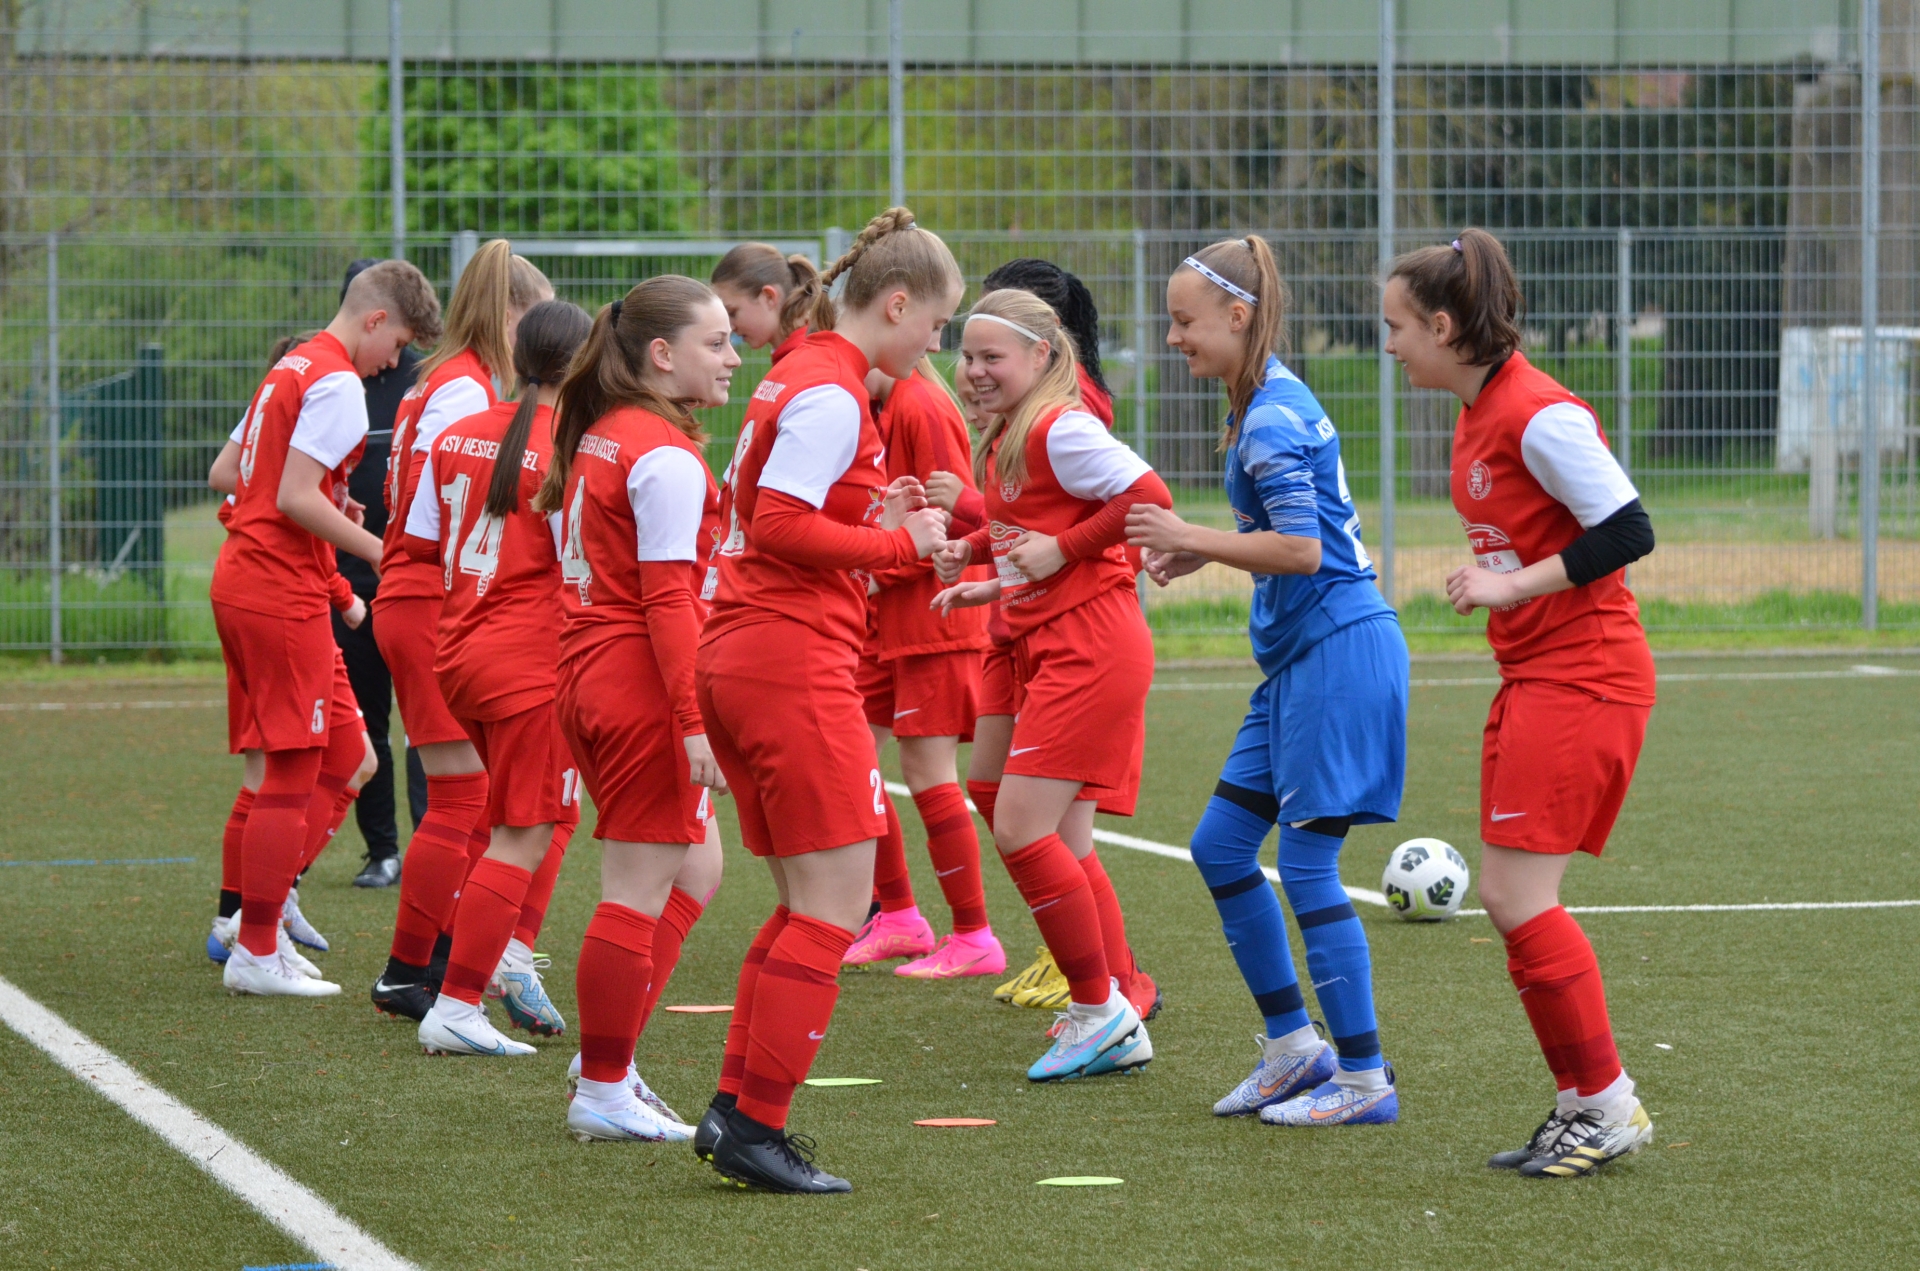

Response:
(979, 644), (1019, 717)
(698, 619), (886, 858)
(858, 641), (982, 739)
(1006, 587), (1153, 816)
(558, 636), (709, 846)
(461, 701), (582, 831)
(215, 603), (342, 753)
(1480, 679), (1649, 857)
(371, 595), (468, 747)
(229, 648), (362, 754)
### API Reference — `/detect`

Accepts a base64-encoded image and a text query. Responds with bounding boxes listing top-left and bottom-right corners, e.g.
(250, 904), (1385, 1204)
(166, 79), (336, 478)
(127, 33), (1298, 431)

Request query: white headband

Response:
(965, 311), (1045, 343)
(1183, 256), (1259, 306)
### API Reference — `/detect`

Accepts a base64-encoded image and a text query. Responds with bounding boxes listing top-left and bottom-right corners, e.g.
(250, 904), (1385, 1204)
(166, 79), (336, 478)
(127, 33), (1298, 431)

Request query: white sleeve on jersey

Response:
(229, 416), (247, 444)
(410, 376), (491, 453)
(548, 511), (566, 559)
(404, 452), (441, 540)
(287, 371), (370, 469)
(759, 384), (862, 508)
(1045, 409), (1150, 502)
(1519, 401), (1640, 529)
(626, 446), (708, 561)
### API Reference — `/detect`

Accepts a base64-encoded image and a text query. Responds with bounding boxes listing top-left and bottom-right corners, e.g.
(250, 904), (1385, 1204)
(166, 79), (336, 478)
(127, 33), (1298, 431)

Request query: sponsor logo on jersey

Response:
(752, 379), (785, 403)
(1315, 418), (1336, 442)
(577, 433), (620, 462)
(1468, 459), (1493, 499)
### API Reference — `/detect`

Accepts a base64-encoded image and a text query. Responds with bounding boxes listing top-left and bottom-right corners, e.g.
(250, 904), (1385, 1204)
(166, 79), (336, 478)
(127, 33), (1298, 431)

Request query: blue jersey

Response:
(1225, 356), (1396, 678)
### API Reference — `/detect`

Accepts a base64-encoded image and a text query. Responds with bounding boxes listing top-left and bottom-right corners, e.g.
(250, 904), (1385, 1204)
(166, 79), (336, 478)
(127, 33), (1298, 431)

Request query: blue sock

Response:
(1278, 825), (1383, 1072)
(1190, 796), (1309, 1040)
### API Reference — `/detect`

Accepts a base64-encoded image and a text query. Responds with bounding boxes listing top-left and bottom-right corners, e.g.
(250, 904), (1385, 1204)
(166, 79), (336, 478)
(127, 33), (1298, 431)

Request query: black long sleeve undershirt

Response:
(1559, 497), (1655, 587)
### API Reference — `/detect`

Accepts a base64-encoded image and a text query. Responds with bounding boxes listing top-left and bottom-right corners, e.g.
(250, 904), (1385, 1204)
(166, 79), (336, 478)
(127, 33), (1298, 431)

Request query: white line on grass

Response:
(0, 699), (224, 712)
(0, 975), (418, 1271)
(887, 785), (1920, 918)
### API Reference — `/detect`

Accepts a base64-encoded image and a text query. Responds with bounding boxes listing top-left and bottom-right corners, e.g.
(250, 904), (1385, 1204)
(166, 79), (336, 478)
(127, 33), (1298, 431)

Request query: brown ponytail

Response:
(1178, 236), (1288, 449)
(811, 206), (962, 333)
(534, 274), (720, 516)
(483, 300), (592, 519)
(1386, 227), (1522, 367)
(712, 242), (824, 342)
(417, 239), (554, 391)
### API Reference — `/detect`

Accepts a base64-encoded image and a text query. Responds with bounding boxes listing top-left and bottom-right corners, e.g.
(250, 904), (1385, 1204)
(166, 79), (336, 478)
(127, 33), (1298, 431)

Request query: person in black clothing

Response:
(335, 258), (430, 887)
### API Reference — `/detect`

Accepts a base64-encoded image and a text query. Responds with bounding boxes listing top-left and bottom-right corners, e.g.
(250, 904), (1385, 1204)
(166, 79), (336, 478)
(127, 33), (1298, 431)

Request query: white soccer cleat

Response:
(278, 929), (325, 979)
(280, 886), (329, 952)
(566, 1086), (690, 1144)
(222, 940), (342, 997)
(565, 1053), (689, 1129)
(418, 998), (537, 1057)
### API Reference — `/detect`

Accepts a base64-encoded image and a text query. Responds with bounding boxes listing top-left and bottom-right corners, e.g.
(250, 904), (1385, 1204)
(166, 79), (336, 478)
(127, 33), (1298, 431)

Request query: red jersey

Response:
(984, 406), (1152, 638)
(406, 401), (563, 722)
(702, 332), (904, 649)
(770, 325), (809, 365)
(380, 350), (496, 603)
(869, 372), (989, 660)
(210, 331), (369, 619)
(1452, 352), (1654, 705)
(1077, 365), (1114, 428)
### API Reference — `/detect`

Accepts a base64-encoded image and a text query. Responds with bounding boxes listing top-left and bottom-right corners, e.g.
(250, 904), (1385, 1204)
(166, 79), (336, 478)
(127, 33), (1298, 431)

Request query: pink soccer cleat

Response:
(842, 907), (936, 965)
(895, 929), (1008, 980)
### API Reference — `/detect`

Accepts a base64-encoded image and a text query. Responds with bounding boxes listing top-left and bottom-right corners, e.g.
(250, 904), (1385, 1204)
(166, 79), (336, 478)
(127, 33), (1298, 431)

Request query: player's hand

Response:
(344, 497), (367, 527)
(931, 578), (1000, 615)
(932, 537), (971, 584)
(923, 470), (965, 514)
(881, 475), (928, 529)
(684, 733), (728, 793)
(1445, 563), (1518, 615)
(1125, 502), (1191, 553)
(341, 594), (368, 629)
(1005, 531), (1066, 583)
(1141, 548), (1207, 588)
(903, 506), (947, 559)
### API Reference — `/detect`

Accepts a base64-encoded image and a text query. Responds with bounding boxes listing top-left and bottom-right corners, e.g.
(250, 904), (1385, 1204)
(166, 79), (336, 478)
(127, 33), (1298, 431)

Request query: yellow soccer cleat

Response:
(994, 946), (1057, 1003)
(1009, 960), (1071, 1010)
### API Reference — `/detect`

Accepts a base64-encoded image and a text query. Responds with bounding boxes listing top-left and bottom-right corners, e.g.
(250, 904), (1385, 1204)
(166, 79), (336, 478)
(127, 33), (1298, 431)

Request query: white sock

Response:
(1267, 1025), (1323, 1059)
(1067, 979), (1126, 1026)
(1330, 1065), (1391, 1094)
(1576, 1071), (1636, 1122)
(1555, 1087), (1580, 1116)
(433, 995), (485, 1026)
(574, 1076), (630, 1104)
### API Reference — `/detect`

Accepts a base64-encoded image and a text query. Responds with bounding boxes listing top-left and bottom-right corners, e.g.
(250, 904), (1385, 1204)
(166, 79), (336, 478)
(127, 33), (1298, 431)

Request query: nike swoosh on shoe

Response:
(446, 1028), (506, 1055)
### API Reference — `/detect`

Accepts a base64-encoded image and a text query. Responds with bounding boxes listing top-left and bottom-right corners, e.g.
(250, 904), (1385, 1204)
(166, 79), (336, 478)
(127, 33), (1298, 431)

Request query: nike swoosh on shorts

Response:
(1008, 746), (1041, 757)
(1490, 810), (1527, 821)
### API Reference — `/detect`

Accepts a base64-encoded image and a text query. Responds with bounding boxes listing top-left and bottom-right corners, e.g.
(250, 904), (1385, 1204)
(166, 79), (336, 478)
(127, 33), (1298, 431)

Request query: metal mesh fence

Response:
(3, 4), (1916, 654)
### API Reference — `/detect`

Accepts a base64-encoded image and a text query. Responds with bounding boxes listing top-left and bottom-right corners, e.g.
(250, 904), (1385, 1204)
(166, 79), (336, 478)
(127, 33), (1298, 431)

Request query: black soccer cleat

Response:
(353, 855), (401, 888)
(370, 973), (435, 1022)
(710, 1112), (850, 1194)
(1489, 1108), (1574, 1170)
(693, 1100), (729, 1163)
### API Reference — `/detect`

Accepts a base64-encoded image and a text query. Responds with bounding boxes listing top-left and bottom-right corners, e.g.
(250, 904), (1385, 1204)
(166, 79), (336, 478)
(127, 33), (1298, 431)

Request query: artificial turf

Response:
(1, 653), (1917, 1269)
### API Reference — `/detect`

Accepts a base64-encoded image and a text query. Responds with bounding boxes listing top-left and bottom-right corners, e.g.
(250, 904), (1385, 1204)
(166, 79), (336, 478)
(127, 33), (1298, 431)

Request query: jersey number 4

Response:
(440, 472), (505, 595)
(561, 476), (593, 605)
(236, 384), (276, 486)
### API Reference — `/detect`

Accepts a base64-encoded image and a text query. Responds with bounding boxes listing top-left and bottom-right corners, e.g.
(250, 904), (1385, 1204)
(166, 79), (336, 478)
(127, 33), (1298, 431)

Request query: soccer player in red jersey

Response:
(532, 275), (741, 1144)
(1385, 228), (1659, 1178)
(710, 242), (823, 365)
(843, 356), (1006, 980)
(930, 287), (1172, 1083)
(399, 299), (592, 1058)
(210, 261), (440, 997)
(370, 241), (554, 1022)
(690, 208), (956, 1194)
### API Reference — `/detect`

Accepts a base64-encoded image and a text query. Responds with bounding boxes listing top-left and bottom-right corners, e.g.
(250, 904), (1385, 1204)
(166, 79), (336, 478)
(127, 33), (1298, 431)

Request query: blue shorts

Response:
(1216, 615), (1408, 825)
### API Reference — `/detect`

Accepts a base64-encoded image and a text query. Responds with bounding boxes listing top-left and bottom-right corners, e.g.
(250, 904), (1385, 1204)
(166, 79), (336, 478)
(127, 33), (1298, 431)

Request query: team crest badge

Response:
(1467, 460), (1493, 500)
(999, 480), (1022, 503)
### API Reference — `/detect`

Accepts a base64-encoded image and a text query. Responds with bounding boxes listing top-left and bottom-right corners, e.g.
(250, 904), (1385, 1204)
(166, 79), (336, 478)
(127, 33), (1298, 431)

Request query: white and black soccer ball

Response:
(1382, 838), (1470, 922)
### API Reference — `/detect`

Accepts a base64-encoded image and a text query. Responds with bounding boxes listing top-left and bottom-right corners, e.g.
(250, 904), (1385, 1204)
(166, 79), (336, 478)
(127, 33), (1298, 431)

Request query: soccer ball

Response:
(1382, 838), (1470, 921)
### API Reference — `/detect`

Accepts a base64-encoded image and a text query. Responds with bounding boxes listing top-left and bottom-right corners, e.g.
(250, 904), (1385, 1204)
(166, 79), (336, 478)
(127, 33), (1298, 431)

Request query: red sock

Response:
(719, 906), (790, 1097)
(1078, 849), (1136, 984)
(1505, 906), (1623, 1097)
(1000, 834), (1109, 1005)
(639, 887), (706, 1033)
(737, 913), (854, 1130)
(440, 856), (534, 1006)
(914, 783), (988, 933)
(576, 902), (657, 1084)
(237, 748), (323, 957)
(513, 823), (572, 948)
(965, 780), (999, 839)
(389, 772), (488, 967)
(872, 799), (916, 912)
(220, 786), (255, 899)
(299, 784), (360, 875)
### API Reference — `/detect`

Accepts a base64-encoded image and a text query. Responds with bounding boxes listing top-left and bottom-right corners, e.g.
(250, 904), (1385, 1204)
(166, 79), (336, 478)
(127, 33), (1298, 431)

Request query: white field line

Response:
(0, 698), (224, 711)
(887, 784), (1920, 918)
(1154, 664), (1920, 692)
(0, 976), (418, 1271)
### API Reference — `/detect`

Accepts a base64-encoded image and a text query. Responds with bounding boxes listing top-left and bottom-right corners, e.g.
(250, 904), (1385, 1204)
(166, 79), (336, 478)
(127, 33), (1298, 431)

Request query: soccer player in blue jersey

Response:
(1127, 237), (1409, 1127)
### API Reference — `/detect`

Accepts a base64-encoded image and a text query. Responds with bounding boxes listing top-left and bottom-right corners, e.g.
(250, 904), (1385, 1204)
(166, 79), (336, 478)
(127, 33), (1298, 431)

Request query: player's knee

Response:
(1190, 793), (1269, 886)
(351, 734), (379, 790)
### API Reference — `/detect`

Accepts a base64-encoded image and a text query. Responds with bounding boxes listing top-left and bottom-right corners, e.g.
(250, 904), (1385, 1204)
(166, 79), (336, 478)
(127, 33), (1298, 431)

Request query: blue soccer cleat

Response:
(206, 915), (235, 965)
(1259, 1066), (1399, 1126)
(1213, 1033), (1338, 1116)
(495, 943), (566, 1036)
(1027, 993), (1146, 1082)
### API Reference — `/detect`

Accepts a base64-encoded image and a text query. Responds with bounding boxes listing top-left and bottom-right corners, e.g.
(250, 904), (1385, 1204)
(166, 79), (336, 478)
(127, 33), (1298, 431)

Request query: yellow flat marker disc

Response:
(662, 1005), (732, 1014)
(1035, 1176), (1123, 1187)
(803, 1077), (882, 1087)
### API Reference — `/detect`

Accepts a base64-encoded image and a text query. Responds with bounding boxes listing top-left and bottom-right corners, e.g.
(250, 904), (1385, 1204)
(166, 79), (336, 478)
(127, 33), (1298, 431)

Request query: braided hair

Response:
(981, 258), (1108, 396)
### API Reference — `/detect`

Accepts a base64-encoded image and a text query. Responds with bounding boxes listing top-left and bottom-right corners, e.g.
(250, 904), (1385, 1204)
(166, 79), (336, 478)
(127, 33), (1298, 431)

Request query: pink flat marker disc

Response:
(662, 1004), (733, 1014)
(914, 1118), (997, 1128)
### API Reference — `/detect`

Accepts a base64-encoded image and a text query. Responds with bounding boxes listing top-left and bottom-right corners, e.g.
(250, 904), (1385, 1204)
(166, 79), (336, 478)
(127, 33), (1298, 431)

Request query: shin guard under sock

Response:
(1278, 824), (1381, 1071)
(439, 857), (534, 1006)
(237, 748), (324, 957)
(638, 887), (705, 1033)
(1078, 849), (1137, 985)
(219, 786), (255, 918)
(576, 902), (658, 1084)
(872, 799), (916, 912)
(389, 771), (488, 967)
(513, 823), (572, 948)
(736, 913), (854, 1130)
(1504, 906), (1622, 1096)
(914, 783), (989, 933)
(719, 906), (790, 1098)
(1000, 834), (1109, 1005)
(1191, 794), (1308, 1039)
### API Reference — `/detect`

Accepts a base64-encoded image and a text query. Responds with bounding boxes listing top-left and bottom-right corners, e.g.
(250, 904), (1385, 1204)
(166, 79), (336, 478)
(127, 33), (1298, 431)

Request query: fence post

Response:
(1615, 228), (1633, 478)
(825, 227), (849, 269)
(449, 231), (479, 289)
(46, 232), (62, 665)
(1376, 0), (1397, 607)
(1133, 227), (1150, 616)
(1860, 3), (1881, 631)
(888, 0), (906, 208)
(389, 0), (406, 260)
